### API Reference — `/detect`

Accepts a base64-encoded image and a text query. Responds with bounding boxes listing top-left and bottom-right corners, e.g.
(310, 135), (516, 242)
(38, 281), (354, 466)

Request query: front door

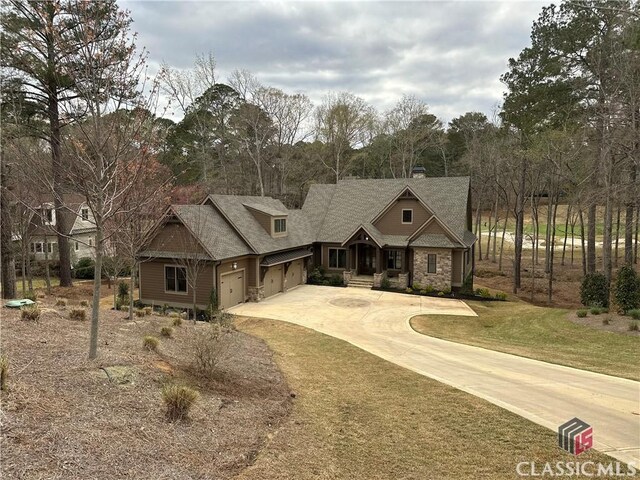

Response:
(357, 244), (376, 275)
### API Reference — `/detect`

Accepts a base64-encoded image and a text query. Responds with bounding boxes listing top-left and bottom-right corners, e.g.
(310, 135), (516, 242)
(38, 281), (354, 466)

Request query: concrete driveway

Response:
(229, 285), (640, 465)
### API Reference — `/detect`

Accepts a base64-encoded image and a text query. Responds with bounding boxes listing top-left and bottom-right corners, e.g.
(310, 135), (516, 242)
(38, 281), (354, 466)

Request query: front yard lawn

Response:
(410, 300), (640, 381)
(235, 317), (617, 480)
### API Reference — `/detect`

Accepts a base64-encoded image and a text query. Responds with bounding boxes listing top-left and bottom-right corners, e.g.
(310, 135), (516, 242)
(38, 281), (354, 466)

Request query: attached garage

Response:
(263, 266), (283, 298)
(220, 270), (245, 309)
(286, 259), (303, 289)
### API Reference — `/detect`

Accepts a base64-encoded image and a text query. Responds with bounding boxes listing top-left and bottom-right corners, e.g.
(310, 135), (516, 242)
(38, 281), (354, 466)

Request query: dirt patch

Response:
(329, 297), (371, 308)
(1, 295), (291, 479)
(567, 311), (640, 336)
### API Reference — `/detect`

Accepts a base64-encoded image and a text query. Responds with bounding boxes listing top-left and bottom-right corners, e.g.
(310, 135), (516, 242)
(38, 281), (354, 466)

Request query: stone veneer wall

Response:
(412, 247), (452, 291)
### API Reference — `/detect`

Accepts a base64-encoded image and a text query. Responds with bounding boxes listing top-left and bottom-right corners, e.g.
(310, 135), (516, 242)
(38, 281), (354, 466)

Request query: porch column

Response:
(375, 246), (381, 274)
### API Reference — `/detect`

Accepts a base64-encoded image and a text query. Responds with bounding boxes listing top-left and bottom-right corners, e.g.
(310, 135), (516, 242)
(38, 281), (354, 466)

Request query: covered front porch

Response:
(341, 227), (410, 289)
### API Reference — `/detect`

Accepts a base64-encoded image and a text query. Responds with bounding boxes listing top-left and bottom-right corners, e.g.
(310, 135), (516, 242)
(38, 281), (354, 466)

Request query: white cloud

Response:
(123, 0), (545, 124)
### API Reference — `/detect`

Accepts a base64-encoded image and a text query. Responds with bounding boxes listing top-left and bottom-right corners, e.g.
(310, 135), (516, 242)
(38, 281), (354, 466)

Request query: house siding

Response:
(139, 259), (215, 309)
(374, 198), (431, 236)
(412, 247), (452, 291)
(451, 250), (463, 286)
(147, 223), (206, 254)
(247, 209), (272, 234)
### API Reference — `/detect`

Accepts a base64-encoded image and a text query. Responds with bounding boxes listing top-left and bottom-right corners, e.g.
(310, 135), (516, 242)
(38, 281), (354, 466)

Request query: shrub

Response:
(21, 305), (41, 322)
(169, 311), (180, 318)
(628, 309), (640, 320)
(308, 267), (325, 285)
(494, 292), (508, 301)
(172, 316), (183, 327)
(119, 305), (129, 312)
(74, 257), (95, 279)
(602, 317), (611, 325)
(55, 298), (67, 307)
(424, 284), (434, 294)
(580, 273), (609, 308)
(629, 321), (639, 332)
(412, 282), (422, 291)
(117, 281), (129, 303)
(192, 324), (234, 377)
(143, 336), (159, 352)
(212, 311), (234, 330)
(590, 307), (602, 315)
(161, 304), (169, 316)
(442, 287), (452, 295)
(162, 384), (199, 421)
(614, 265), (640, 314)
(475, 288), (492, 298)
(405, 287), (413, 294)
(437, 291), (445, 297)
(0, 354), (8, 391)
(576, 309), (588, 318)
(79, 300), (89, 307)
(160, 326), (173, 338)
(69, 308), (87, 321)
(328, 274), (343, 286)
(135, 309), (145, 318)
(143, 306), (152, 316)
(23, 290), (37, 302)
(380, 277), (391, 289)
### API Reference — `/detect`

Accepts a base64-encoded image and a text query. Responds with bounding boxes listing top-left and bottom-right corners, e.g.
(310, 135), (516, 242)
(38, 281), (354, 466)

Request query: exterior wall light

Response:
(232, 262), (238, 270)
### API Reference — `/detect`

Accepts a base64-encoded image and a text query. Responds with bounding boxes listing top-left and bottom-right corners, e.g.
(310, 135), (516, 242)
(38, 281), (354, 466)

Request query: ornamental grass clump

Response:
(21, 305), (41, 322)
(143, 336), (159, 352)
(162, 384), (199, 421)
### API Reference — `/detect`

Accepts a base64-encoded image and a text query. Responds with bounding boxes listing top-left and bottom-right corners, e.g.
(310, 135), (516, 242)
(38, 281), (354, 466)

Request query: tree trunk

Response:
(587, 203), (597, 273)
(561, 204), (571, 266)
(498, 200), (509, 272)
(544, 197), (552, 274)
(43, 234), (51, 294)
(513, 161), (526, 293)
(624, 165), (636, 265)
(635, 205), (639, 264)
(548, 195), (558, 305)
(89, 227), (103, 360)
(0, 158), (16, 300)
(614, 205), (621, 267)
(579, 208), (587, 277)
(492, 192), (500, 263)
(128, 262), (136, 320)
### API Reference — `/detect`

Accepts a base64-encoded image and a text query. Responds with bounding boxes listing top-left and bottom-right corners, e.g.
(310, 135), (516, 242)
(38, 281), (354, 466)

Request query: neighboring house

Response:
(17, 196), (97, 263)
(138, 173), (476, 310)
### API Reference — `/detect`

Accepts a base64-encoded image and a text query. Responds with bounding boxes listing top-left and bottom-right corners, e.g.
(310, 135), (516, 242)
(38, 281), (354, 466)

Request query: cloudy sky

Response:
(123, 1), (545, 124)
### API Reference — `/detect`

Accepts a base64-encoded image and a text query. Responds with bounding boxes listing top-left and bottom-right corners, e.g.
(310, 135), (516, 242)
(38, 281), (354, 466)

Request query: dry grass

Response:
(1, 295), (291, 479)
(235, 317), (618, 480)
(410, 300), (640, 381)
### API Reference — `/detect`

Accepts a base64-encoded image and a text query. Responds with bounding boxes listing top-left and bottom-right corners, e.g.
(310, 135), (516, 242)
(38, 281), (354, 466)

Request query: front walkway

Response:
(229, 285), (640, 465)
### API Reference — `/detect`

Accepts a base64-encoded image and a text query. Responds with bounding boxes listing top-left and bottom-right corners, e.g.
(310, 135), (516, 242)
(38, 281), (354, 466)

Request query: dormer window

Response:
(402, 209), (413, 224)
(42, 206), (55, 225)
(81, 208), (89, 221)
(274, 218), (287, 234)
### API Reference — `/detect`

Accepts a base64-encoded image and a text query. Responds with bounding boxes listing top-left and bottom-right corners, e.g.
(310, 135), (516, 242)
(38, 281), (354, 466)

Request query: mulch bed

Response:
(567, 310), (640, 336)
(1, 295), (292, 479)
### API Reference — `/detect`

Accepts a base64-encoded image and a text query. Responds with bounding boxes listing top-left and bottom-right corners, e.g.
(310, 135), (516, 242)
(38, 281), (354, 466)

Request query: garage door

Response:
(220, 271), (244, 309)
(263, 266), (283, 298)
(287, 260), (302, 288)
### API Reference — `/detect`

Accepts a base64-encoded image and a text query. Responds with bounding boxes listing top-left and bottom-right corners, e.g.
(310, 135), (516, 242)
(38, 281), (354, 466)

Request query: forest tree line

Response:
(1, 0), (639, 319)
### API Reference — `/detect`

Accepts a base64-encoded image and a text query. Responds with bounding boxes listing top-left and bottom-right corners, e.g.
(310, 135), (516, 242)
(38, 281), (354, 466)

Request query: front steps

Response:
(347, 277), (374, 289)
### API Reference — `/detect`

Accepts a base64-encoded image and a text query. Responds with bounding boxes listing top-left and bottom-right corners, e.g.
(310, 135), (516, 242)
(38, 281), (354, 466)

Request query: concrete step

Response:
(348, 280), (374, 289)
(348, 283), (373, 289)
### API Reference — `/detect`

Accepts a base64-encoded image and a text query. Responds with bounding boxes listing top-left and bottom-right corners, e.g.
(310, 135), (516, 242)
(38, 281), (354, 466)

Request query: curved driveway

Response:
(229, 285), (640, 465)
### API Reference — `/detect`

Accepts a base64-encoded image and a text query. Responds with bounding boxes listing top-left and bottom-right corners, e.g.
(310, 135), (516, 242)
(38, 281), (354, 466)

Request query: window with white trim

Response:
(274, 218), (287, 233)
(427, 254), (437, 274)
(328, 248), (347, 269)
(42, 207), (54, 225)
(386, 250), (402, 270)
(81, 208), (89, 221)
(165, 266), (187, 293)
(402, 209), (413, 224)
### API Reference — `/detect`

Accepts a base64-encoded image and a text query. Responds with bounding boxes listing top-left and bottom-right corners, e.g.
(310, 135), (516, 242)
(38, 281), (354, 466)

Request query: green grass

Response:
(14, 276), (59, 292)
(236, 317), (618, 480)
(410, 301), (640, 381)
